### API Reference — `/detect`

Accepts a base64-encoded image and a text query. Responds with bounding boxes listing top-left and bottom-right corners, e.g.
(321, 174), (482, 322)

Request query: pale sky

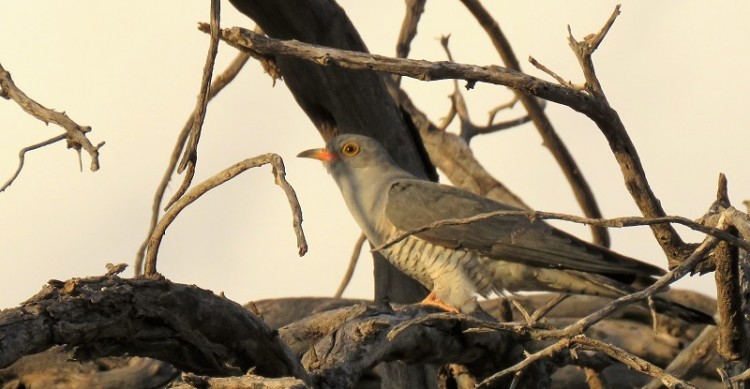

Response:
(1, 1), (747, 309)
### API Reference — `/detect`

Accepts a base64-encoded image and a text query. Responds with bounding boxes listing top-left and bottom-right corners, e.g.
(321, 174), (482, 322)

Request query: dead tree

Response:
(2, 1), (750, 388)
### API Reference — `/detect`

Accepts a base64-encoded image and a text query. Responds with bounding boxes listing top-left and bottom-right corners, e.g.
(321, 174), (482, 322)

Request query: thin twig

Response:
(334, 233), (367, 298)
(478, 335), (697, 388)
(372, 209), (750, 253)
(547, 235), (718, 338)
(530, 294), (570, 322)
(393, 0), (426, 86)
(0, 63), (104, 172)
(567, 5), (621, 97)
(511, 299), (533, 325)
(438, 35), (532, 142)
(1, 133), (67, 192)
(528, 56), (582, 89)
(436, 100), (457, 131)
(166, 0), (221, 209)
(134, 50), (252, 275)
(143, 154), (307, 276)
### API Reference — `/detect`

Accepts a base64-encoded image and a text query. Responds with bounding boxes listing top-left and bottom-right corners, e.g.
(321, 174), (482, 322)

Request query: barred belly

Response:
(383, 234), (497, 311)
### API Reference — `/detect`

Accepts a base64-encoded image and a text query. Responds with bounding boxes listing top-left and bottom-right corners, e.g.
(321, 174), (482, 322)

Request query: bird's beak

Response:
(297, 148), (336, 161)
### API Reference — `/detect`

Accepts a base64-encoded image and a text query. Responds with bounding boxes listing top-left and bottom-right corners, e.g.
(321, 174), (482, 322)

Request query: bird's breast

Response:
(381, 232), (496, 296)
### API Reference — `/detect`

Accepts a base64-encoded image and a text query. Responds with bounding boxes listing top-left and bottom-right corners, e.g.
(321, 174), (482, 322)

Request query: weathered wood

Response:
(0, 347), (177, 389)
(0, 275), (305, 380)
(0, 278), (721, 388)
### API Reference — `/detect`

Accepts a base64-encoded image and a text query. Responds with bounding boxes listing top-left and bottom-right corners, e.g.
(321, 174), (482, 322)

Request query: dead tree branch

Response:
(0, 63), (103, 183)
(174, 373), (308, 389)
(166, 0), (221, 210)
(143, 154), (307, 276)
(565, 5), (689, 266)
(437, 36), (535, 142)
(0, 274), (307, 380)
(642, 325), (719, 389)
(478, 335), (696, 389)
(134, 49), (251, 276)
(0, 133), (67, 192)
(373, 210), (750, 253)
(334, 233), (366, 298)
(393, 0), (426, 86)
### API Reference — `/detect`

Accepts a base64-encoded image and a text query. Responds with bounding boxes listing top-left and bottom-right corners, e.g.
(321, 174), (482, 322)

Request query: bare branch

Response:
(212, 26), (581, 104)
(334, 233), (367, 298)
(437, 36), (533, 142)
(530, 294), (570, 323)
(564, 5), (688, 265)
(567, 5), (621, 97)
(478, 335), (697, 389)
(166, 0), (221, 209)
(143, 154), (307, 276)
(0, 274), (307, 380)
(528, 55), (583, 89)
(0, 63), (104, 173)
(1, 133), (67, 192)
(134, 50), (252, 276)
(393, 0), (427, 86)
(731, 367), (750, 384)
(373, 209), (750, 253)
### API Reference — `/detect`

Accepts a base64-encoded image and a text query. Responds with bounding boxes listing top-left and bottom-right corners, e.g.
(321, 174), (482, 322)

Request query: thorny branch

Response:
(143, 154), (307, 276)
(0, 63), (104, 188)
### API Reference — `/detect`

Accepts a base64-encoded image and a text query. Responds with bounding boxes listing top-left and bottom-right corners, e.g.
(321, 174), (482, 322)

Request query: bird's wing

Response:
(384, 180), (665, 278)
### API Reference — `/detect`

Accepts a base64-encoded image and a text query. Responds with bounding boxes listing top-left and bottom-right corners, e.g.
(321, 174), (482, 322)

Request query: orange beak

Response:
(297, 148), (336, 161)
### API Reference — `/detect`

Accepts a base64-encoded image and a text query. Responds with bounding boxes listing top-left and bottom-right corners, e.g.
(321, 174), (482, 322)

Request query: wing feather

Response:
(385, 180), (664, 278)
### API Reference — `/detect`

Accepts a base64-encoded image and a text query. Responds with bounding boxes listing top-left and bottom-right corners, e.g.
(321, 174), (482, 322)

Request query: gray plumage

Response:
(299, 134), (711, 322)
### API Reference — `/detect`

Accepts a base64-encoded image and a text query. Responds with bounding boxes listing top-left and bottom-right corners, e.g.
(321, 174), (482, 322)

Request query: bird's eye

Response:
(341, 142), (360, 156)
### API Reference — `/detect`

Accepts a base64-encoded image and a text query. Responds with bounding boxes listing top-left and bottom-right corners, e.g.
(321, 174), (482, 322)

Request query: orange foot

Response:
(419, 291), (459, 313)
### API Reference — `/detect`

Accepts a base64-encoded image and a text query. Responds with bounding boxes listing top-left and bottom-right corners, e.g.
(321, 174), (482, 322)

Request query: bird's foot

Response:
(419, 291), (460, 313)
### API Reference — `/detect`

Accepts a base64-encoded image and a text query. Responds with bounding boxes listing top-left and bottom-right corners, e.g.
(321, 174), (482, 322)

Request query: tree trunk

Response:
(228, 0), (436, 386)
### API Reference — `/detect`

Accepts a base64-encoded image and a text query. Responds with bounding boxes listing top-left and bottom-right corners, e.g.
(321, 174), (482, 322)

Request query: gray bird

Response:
(299, 134), (711, 322)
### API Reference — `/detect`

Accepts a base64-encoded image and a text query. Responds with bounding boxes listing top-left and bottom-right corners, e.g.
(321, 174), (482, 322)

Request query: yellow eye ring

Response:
(341, 142), (360, 156)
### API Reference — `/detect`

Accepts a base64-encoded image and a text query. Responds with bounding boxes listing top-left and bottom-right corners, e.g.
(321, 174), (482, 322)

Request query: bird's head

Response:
(298, 134), (413, 220)
(297, 134), (401, 175)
